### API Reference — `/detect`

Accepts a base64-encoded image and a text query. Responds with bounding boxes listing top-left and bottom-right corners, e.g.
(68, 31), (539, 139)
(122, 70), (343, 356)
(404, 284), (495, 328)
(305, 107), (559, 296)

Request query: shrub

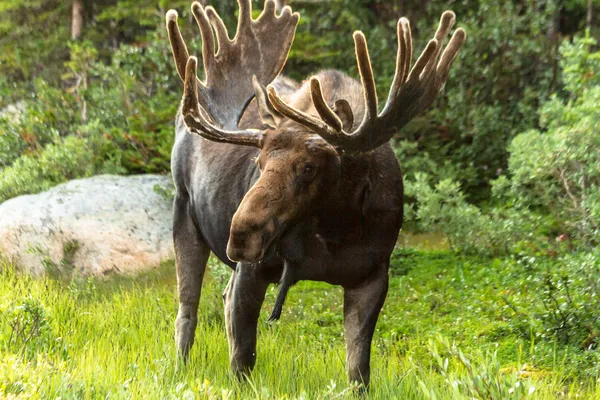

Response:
(505, 35), (600, 247)
(406, 34), (600, 254)
(1, 297), (54, 360)
(0, 136), (95, 202)
(404, 173), (546, 256)
(423, 335), (536, 400)
(0, 33), (178, 203)
(396, 0), (560, 199)
(84, 36), (178, 173)
(505, 250), (600, 348)
(0, 78), (79, 169)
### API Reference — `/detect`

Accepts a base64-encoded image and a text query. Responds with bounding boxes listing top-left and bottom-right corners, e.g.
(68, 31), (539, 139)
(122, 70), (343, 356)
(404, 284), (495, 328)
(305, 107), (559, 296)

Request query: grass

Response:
(0, 249), (599, 399)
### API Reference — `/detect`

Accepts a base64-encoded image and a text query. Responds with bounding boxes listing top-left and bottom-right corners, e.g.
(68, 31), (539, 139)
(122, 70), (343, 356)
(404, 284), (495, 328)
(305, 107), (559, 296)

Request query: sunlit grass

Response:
(0, 251), (598, 399)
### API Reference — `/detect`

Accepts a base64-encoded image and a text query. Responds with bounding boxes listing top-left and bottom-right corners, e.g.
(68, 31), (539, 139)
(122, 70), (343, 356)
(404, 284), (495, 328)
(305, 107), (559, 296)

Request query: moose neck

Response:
(318, 146), (402, 236)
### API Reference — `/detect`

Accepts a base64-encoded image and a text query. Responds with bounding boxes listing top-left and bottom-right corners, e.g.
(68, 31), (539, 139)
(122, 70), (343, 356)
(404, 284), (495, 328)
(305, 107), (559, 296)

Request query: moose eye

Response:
(303, 163), (316, 178)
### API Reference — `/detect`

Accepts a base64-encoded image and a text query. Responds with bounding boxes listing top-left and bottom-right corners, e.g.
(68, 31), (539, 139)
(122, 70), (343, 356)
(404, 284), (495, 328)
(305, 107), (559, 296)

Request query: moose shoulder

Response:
(166, 0), (465, 388)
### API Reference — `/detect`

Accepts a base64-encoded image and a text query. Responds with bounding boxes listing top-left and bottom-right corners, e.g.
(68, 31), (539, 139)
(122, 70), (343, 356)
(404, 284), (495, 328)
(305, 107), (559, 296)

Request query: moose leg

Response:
(224, 262), (269, 377)
(173, 196), (210, 364)
(343, 264), (389, 388)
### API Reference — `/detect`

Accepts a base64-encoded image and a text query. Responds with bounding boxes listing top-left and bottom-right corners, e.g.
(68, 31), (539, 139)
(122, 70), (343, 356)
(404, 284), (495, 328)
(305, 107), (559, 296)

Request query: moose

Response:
(165, 0), (465, 387)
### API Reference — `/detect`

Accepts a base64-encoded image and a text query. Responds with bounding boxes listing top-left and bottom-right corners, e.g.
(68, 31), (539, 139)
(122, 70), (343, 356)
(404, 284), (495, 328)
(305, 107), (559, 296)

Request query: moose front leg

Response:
(224, 262), (270, 377)
(173, 195), (211, 364)
(343, 264), (389, 388)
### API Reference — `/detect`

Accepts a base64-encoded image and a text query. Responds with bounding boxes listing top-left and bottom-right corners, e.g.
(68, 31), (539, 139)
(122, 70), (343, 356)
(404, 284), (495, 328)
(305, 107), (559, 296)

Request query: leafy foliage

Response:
(425, 335), (536, 399)
(0, 30), (180, 200)
(0, 136), (95, 202)
(506, 35), (600, 247)
(406, 33), (600, 254)
(0, 0), (593, 200)
(404, 173), (542, 256)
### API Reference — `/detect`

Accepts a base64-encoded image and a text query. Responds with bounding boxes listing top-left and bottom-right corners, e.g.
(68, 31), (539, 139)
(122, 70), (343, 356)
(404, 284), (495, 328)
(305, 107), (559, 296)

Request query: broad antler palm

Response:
(166, 0), (299, 147)
(267, 12), (466, 154)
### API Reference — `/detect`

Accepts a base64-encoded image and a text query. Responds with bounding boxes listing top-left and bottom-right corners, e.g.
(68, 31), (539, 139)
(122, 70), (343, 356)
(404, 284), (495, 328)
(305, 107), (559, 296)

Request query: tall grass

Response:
(0, 252), (598, 399)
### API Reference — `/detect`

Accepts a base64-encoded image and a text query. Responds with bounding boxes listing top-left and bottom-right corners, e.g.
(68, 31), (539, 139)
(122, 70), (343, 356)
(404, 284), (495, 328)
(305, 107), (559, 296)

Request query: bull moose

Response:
(165, 0), (465, 387)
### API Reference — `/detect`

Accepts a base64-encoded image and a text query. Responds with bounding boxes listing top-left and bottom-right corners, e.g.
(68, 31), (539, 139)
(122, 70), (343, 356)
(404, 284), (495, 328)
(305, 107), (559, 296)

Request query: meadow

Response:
(2, 247), (599, 399)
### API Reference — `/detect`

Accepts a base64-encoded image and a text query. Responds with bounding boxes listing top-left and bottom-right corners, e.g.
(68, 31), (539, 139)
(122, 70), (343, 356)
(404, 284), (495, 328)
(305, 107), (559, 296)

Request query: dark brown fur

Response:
(167, 1), (464, 388)
(172, 71), (402, 386)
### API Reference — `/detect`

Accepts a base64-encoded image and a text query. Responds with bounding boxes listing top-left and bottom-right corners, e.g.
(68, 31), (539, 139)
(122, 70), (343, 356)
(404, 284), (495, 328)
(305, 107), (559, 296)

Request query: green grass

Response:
(1, 250), (598, 399)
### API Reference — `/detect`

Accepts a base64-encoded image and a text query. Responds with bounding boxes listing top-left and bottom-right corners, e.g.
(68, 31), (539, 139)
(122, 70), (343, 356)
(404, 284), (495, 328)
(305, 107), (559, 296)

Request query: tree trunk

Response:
(71, 0), (84, 40)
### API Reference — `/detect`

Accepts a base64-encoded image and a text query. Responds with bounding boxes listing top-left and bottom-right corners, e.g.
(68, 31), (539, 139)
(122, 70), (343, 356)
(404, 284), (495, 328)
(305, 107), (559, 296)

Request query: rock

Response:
(0, 175), (175, 276)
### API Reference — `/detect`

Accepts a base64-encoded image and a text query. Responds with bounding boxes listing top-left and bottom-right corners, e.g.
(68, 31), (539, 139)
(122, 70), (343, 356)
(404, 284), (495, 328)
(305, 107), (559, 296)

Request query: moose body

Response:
(166, 0), (465, 387)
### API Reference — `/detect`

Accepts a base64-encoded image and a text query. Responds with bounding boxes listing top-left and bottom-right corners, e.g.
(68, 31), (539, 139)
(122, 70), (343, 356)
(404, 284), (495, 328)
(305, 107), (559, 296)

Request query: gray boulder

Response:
(0, 175), (175, 276)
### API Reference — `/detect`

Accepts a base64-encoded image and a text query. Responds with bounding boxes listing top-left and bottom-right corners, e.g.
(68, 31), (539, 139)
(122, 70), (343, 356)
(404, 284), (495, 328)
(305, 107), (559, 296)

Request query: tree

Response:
(71, 0), (84, 40)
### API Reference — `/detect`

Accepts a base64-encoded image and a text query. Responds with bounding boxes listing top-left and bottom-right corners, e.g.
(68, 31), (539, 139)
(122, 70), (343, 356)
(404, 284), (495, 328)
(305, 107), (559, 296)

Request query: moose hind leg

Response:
(268, 262), (294, 322)
(225, 262), (269, 377)
(343, 264), (389, 388)
(268, 281), (291, 322)
(173, 195), (210, 364)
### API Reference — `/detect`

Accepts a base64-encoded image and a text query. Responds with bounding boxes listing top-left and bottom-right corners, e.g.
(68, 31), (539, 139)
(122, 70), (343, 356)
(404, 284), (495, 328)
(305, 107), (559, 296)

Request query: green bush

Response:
(0, 34), (178, 202)
(395, 0), (561, 199)
(1, 296), (54, 361)
(504, 34), (600, 247)
(503, 250), (600, 348)
(0, 136), (95, 202)
(404, 173), (545, 256)
(0, 78), (80, 169)
(83, 37), (178, 173)
(424, 335), (536, 399)
(406, 34), (600, 254)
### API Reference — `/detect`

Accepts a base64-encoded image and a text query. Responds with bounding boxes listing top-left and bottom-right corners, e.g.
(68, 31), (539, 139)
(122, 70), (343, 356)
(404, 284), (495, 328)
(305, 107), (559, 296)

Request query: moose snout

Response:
(226, 230), (265, 263)
(226, 217), (278, 263)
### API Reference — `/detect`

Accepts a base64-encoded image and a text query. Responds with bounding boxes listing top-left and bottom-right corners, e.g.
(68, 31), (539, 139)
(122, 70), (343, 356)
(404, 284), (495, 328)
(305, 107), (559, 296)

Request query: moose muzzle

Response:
(226, 212), (280, 264)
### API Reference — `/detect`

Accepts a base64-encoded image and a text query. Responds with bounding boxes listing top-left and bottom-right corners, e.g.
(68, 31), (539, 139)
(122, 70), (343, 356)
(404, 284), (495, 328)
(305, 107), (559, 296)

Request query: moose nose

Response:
(226, 228), (265, 263)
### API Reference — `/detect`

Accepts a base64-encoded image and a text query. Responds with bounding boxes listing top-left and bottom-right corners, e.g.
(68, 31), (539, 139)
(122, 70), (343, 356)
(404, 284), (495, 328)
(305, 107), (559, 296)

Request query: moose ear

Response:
(333, 99), (354, 132)
(252, 75), (282, 129)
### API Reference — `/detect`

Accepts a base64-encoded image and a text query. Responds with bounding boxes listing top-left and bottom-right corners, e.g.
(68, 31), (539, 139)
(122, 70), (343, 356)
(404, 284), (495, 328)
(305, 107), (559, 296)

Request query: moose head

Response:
(166, 1), (465, 264)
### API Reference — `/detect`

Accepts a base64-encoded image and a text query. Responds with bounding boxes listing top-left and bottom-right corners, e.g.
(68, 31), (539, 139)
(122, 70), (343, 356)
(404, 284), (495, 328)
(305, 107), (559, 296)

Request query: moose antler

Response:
(166, 1), (299, 146)
(267, 12), (466, 154)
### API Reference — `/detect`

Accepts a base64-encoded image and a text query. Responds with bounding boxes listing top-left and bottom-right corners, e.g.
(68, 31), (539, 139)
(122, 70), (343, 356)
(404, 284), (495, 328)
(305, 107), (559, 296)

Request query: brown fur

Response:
(167, 0), (464, 388)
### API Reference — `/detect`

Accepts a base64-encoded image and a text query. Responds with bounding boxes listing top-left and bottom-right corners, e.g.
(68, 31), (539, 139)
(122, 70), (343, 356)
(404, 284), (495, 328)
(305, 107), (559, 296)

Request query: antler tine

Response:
(402, 18), (412, 83)
(386, 18), (410, 112)
(354, 32), (378, 119)
(263, 0), (276, 17)
(437, 28), (467, 80)
(421, 11), (455, 80)
(205, 7), (231, 52)
(310, 78), (343, 133)
(191, 2), (215, 76)
(183, 56), (200, 116)
(166, 10), (189, 82)
(182, 57), (264, 147)
(434, 11), (457, 43)
(268, 86), (338, 140)
(237, 0), (252, 33)
(407, 39), (438, 82)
